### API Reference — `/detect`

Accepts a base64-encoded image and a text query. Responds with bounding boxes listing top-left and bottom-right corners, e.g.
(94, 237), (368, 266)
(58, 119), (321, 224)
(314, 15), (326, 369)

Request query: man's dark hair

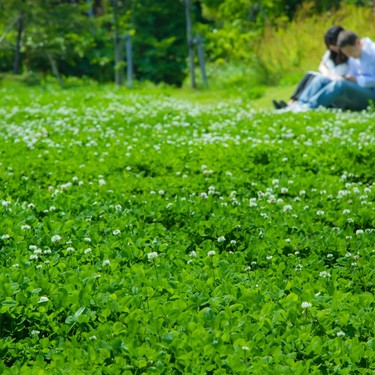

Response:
(338, 31), (359, 48)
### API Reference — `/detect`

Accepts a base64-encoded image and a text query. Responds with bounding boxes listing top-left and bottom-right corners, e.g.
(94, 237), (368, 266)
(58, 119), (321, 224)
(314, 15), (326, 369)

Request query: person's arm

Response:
(344, 65), (375, 88)
(318, 61), (331, 77)
(344, 49), (375, 87)
(319, 51), (342, 80)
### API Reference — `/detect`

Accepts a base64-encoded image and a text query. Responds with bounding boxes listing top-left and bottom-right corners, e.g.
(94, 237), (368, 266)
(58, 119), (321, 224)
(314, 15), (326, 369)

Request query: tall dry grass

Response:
(253, 4), (375, 83)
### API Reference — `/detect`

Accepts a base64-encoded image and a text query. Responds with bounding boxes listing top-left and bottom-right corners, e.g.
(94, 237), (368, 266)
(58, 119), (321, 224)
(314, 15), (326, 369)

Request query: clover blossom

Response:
(301, 302), (312, 309)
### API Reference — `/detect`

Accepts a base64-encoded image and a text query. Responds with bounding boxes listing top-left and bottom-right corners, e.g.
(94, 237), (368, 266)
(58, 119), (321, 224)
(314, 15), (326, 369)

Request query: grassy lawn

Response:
(1, 84), (375, 373)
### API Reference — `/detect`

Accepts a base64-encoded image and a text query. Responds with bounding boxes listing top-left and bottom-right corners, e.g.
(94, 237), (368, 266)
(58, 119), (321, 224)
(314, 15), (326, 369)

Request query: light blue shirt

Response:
(347, 38), (375, 88)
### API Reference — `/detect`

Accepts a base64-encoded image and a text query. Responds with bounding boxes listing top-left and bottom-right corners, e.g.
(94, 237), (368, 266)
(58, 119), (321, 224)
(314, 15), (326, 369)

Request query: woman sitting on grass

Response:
(273, 25), (349, 109)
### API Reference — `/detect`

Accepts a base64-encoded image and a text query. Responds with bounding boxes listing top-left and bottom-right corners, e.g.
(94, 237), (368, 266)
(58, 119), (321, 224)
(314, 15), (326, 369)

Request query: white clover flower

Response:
(189, 251), (197, 258)
(72, 176), (79, 182)
(102, 260), (110, 266)
(345, 252), (352, 257)
(112, 229), (121, 235)
(356, 229), (364, 235)
(34, 249), (42, 255)
(28, 203), (35, 209)
(242, 346), (249, 351)
(217, 236), (226, 243)
(283, 205), (293, 212)
(29, 254), (38, 260)
(266, 255), (273, 260)
(295, 264), (303, 271)
(147, 252), (158, 262)
(66, 247), (75, 252)
(38, 296), (49, 303)
(319, 271), (331, 278)
(299, 190), (306, 196)
(337, 331), (345, 337)
(51, 235), (61, 243)
(2, 200), (11, 207)
(13, 264), (19, 267)
(229, 191), (236, 199)
(280, 187), (288, 194)
(36, 265), (42, 269)
(115, 204), (122, 212)
(21, 225), (31, 230)
(84, 237), (91, 242)
(49, 206), (56, 211)
(98, 179), (106, 185)
(159, 190), (165, 195)
(230, 240), (237, 245)
(249, 198), (257, 207)
(316, 210), (324, 216)
(89, 335), (97, 340)
(272, 179), (279, 186)
(84, 248), (92, 254)
(301, 302), (312, 309)
(2, 234), (10, 239)
(244, 266), (251, 271)
(327, 254), (333, 258)
(207, 250), (216, 257)
(200, 192), (208, 199)
(29, 245), (37, 250)
(31, 330), (40, 336)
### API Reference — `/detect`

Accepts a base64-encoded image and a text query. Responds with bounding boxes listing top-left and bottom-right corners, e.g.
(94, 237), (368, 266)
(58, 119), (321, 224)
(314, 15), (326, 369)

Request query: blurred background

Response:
(1, 0), (375, 97)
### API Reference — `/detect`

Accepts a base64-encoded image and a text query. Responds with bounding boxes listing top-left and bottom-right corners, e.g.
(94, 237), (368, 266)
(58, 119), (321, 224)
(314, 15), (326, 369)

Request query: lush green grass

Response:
(1, 85), (375, 374)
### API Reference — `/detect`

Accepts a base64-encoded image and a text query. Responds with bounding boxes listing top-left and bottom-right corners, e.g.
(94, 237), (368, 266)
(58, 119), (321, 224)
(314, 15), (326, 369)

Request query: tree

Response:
(131, 0), (187, 86)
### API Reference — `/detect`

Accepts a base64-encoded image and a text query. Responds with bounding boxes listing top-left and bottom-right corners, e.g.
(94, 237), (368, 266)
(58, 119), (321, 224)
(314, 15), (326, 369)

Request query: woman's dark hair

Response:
(324, 25), (348, 65)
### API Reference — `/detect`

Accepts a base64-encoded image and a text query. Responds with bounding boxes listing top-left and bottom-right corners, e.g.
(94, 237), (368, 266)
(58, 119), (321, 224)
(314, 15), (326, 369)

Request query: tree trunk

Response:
(46, 51), (64, 89)
(185, 0), (196, 89)
(0, 16), (20, 47)
(113, 0), (124, 86)
(13, 15), (23, 74)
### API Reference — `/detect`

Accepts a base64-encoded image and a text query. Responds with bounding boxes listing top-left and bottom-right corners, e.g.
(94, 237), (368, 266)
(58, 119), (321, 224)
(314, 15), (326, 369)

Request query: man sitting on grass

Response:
(295, 30), (375, 110)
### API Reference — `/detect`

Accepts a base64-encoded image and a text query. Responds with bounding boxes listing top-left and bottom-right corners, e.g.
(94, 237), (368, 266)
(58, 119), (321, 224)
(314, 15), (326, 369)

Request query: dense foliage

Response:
(0, 0), (374, 85)
(1, 86), (375, 373)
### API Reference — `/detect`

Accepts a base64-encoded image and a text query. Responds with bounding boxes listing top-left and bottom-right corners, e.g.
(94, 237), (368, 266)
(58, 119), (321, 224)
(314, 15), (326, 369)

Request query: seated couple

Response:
(273, 26), (375, 111)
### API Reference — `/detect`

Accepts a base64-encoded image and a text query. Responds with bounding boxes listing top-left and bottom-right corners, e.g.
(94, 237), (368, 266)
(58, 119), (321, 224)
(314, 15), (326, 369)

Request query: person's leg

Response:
(298, 75), (332, 104)
(306, 79), (375, 110)
(291, 72), (318, 101)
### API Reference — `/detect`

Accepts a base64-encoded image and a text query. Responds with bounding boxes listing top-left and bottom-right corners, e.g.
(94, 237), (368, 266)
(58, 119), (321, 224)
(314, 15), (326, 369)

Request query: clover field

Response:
(1, 87), (375, 374)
